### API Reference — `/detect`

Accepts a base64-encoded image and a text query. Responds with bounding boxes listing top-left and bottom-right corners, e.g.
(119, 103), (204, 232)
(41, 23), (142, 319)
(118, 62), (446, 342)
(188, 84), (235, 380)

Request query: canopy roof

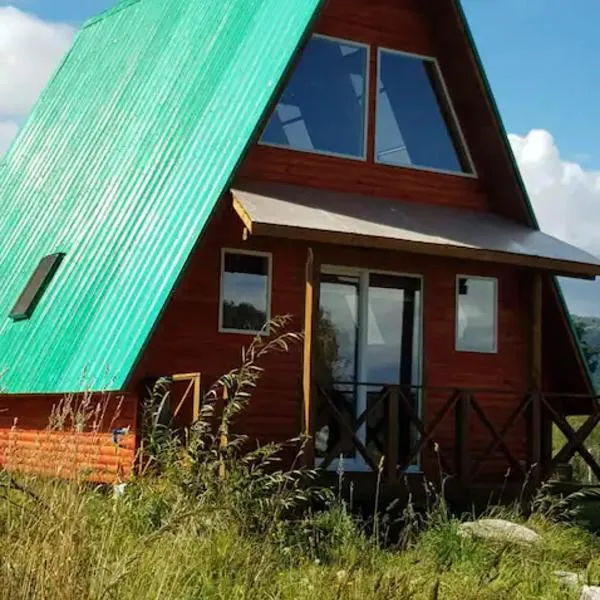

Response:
(232, 183), (600, 279)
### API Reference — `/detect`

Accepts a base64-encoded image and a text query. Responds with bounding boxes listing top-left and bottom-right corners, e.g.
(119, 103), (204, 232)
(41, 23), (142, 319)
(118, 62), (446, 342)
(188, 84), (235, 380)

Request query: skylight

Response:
(9, 253), (65, 321)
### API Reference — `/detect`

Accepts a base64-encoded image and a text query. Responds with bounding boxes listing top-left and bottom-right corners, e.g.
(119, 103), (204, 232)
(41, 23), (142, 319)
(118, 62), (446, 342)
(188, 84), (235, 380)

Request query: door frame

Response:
(315, 264), (425, 473)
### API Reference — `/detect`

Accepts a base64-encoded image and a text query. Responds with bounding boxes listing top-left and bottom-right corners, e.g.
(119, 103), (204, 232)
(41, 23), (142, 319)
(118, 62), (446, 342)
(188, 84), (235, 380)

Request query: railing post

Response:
(530, 273), (543, 485)
(455, 391), (471, 486)
(387, 386), (400, 481)
(530, 391), (542, 484)
(219, 386), (228, 480)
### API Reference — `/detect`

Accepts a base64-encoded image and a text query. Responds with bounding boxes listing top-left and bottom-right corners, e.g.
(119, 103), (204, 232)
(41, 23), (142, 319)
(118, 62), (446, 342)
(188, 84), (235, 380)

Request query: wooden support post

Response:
(531, 273), (543, 483)
(455, 391), (471, 486)
(302, 248), (320, 467)
(192, 373), (201, 422)
(387, 387), (400, 481)
(219, 386), (228, 480)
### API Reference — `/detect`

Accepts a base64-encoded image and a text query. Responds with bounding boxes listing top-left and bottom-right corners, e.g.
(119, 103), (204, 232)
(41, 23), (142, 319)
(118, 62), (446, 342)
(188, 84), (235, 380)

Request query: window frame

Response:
(259, 33), (371, 162)
(375, 47), (477, 178)
(219, 248), (273, 336)
(455, 275), (498, 354)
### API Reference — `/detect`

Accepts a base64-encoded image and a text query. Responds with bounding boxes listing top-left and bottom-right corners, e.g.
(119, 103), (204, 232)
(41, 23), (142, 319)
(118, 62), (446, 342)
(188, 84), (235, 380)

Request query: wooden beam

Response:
(387, 387), (400, 481)
(455, 391), (471, 486)
(302, 247), (319, 467)
(532, 273), (543, 390)
(240, 221), (598, 280)
(531, 273), (543, 481)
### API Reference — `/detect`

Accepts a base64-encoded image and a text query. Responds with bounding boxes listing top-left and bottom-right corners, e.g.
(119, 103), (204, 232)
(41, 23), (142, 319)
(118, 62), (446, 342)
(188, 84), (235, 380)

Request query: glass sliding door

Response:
(315, 267), (422, 472)
(315, 272), (361, 462)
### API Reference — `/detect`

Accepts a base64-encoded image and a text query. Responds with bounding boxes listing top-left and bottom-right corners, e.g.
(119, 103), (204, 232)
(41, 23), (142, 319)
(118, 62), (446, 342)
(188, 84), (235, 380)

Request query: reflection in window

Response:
(376, 49), (471, 173)
(220, 251), (270, 333)
(260, 36), (368, 159)
(456, 277), (497, 353)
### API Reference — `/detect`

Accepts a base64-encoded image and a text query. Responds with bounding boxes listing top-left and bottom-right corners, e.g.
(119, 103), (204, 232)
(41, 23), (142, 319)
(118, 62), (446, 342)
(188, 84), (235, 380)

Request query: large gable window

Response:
(376, 49), (473, 175)
(219, 250), (271, 334)
(260, 35), (369, 160)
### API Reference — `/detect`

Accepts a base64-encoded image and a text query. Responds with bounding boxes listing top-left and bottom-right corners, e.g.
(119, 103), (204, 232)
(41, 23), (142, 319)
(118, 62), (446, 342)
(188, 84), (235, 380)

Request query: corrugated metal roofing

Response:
(232, 182), (600, 278)
(0, 0), (324, 393)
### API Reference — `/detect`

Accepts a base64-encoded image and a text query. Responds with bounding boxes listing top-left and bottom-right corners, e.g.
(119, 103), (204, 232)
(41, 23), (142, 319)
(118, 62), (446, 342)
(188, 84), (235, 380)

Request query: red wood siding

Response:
(239, 0), (495, 213)
(0, 393), (138, 483)
(129, 0), (575, 481)
(131, 202), (533, 478)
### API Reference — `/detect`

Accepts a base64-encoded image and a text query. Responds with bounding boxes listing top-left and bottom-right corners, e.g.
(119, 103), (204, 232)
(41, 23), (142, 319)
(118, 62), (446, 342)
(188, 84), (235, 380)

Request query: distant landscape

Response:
(573, 315), (600, 389)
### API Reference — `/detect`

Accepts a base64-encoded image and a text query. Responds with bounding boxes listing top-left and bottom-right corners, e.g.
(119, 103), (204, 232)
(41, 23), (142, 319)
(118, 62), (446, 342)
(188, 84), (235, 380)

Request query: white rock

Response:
(581, 586), (600, 600)
(554, 570), (583, 590)
(458, 519), (540, 544)
(113, 483), (127, 498)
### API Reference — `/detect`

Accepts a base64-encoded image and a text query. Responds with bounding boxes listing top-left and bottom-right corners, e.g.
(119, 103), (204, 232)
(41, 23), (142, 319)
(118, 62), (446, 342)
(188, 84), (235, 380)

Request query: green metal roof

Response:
(0, 0), (324, 393)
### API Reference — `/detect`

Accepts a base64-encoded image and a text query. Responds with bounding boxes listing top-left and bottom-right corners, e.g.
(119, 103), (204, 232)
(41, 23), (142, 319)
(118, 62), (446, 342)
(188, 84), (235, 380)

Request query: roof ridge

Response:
(83, 0), (144, 30)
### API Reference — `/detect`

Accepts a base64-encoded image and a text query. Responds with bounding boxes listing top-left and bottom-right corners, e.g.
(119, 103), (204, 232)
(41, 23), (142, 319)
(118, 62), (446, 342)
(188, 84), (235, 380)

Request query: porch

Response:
(309, 382), (600, 505)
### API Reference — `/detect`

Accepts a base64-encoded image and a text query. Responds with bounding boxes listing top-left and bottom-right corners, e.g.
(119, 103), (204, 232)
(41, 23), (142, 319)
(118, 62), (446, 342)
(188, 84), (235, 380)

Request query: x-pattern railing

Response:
(315, 382), (600, 485)
(543, 393), (600, 481)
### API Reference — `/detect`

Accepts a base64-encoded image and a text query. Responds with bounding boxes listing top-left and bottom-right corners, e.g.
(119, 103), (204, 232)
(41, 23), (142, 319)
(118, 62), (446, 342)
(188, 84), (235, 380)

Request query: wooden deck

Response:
(313, 382), (600, 493)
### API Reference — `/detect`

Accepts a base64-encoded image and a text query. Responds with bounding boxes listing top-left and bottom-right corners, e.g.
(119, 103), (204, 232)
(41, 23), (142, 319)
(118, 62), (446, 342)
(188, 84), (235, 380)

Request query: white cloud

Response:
(0, 119), (18, 154)
(509, 129), (600, 257)
(510, 130), (600, 317)
(0, 6), (74, 117)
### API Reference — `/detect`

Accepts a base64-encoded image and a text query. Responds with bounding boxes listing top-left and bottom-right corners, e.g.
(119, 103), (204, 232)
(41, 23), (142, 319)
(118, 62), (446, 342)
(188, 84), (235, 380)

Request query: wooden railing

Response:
(314, 383), (600, 486)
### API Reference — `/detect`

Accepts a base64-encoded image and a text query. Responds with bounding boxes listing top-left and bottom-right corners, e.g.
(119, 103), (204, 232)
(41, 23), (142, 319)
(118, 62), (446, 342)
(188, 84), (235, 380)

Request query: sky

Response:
(0, 0), (599, 316)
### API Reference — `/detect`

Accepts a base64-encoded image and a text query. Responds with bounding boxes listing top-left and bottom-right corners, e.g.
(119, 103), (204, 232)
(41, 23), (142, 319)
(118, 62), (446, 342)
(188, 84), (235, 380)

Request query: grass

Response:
(0, 473), (598, 599)
(0, 318), (598, 599)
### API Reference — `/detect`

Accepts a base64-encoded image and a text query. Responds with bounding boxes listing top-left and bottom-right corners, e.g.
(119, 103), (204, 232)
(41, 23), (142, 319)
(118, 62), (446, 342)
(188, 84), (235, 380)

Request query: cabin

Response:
(0, 0), (599, 494)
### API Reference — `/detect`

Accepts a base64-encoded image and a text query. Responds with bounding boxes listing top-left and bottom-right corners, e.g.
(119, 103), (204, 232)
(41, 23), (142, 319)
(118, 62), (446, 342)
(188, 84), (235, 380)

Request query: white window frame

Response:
(319, 264), (425, 473)
(455, 275), (498, 354)
(375, 47), (477, 178)
(259, 33), (371, 162)
(219, 248), (273, 335)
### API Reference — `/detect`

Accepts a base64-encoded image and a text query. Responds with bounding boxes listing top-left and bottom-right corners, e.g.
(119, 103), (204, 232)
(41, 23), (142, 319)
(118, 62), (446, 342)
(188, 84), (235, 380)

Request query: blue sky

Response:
(1, 0), (599, 315)
(464, 0), (600, 170)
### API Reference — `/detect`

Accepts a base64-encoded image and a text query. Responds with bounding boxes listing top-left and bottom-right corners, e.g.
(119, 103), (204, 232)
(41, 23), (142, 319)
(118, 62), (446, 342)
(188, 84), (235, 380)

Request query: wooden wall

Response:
(240, 0), (501, 215)
(131, 201), (533, 478)
(0, 393), (137, 483)
(130, 0), (575, 481)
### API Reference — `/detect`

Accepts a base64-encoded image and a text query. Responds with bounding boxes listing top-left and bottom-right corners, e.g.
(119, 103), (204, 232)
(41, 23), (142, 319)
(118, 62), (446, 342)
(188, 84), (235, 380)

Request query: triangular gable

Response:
(0, 0), (324, 393)
(447, 0), (595, 394)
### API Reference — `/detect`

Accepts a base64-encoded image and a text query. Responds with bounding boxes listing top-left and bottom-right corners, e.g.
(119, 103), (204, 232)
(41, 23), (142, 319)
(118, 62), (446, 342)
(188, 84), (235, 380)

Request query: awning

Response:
(231, 182), (600, 280)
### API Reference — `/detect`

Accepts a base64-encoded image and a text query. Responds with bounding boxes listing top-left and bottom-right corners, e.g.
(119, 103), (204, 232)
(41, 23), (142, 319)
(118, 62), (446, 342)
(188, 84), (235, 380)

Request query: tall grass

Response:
(0, 318), (598, 599)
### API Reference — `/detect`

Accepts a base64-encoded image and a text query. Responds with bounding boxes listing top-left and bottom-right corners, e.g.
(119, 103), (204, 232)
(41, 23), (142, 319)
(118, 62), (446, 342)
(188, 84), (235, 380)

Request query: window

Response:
(376, 49), (472, 174)
(260, 35), (369, 160)
(9, 253), (65, 321)
(455, 276), (497, 353)
(219, 250), (271, 334)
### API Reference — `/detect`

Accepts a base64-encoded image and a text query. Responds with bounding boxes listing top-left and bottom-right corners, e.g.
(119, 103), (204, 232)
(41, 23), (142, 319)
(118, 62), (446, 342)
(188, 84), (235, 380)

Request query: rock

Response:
(581, 586), (600, 600)
(554, 571), (583, 590)
(458, 519), (540, 544)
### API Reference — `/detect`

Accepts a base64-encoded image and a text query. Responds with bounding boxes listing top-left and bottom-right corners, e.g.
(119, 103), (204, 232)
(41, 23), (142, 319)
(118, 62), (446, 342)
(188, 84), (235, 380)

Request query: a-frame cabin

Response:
(0, 0), (598, 490)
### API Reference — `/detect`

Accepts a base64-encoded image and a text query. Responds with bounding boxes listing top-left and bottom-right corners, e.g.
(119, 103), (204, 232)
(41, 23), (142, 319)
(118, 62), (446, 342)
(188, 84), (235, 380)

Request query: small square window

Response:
(219, 250), (271, 334)
(9, 253), (65, 321)
(455, 276), (497, 353)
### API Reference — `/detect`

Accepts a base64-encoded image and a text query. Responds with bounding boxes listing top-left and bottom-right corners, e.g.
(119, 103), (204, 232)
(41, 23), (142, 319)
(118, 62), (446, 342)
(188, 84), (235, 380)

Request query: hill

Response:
(572, 315), (600, 389)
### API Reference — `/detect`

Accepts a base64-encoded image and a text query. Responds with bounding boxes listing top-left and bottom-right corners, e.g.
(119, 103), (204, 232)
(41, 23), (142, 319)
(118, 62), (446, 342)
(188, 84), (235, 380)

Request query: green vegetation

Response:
(0, 474), (599, 600)
(0, 317), (599, 599)
(573, 315), (600, 388)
